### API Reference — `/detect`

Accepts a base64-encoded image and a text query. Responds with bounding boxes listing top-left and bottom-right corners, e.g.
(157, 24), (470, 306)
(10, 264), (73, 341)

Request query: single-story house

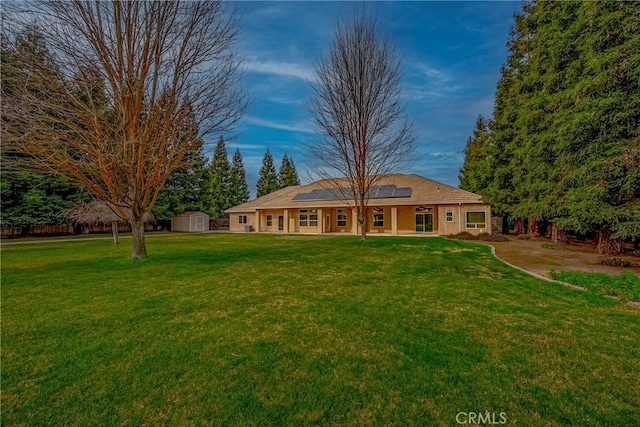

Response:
(171, 211), (209, 232)
(225, 174), (491, 236)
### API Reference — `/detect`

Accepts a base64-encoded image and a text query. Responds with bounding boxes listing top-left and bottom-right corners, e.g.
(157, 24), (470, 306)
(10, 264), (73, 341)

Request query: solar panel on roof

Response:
(392, 187), (412, 197)
(292, 193), (312, 201)
(293, 184), (412, 202)
(376, 185), (395, 198)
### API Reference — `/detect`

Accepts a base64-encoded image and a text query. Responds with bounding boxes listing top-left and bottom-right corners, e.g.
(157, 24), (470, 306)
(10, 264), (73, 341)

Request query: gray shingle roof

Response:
(225, 174), (484, 213)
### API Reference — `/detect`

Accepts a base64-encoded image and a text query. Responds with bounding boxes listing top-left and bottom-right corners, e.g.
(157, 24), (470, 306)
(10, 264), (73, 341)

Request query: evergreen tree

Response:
(229, 148), (250, 206)
(256, 148), (279, 197)
(459, 115), (491, 194)
(278, 153), (301, 188)
(0, 26), (89, 233)
(0, 172), (89, 233)
(209, 137), (232, 218)
(153, 143), (213, 221)
(467, 1), (640, 251)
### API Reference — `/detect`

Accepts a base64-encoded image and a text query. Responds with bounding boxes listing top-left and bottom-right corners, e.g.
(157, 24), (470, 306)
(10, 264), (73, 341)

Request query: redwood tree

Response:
(2, 1), (245, 258)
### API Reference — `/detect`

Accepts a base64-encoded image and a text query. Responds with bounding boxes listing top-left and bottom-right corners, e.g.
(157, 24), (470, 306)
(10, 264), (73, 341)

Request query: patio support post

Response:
(391, 207), (398, 235)
(284, 209), (289, 233)
(351, 208), (358, 235)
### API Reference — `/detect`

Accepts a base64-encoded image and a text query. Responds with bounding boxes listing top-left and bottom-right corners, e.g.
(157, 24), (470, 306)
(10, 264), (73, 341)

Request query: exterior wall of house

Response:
(437, 204), (491, 236)
(229, 212), (257, 232)
(294, 208), (323, 234)
(460, 204), (491, 235)
(325, 207), (352, 233)
(229, 203), (490, 235)
(396, 205), (438, 234)
(438, 205), (461, 235)
(257, 209), (285, 232)
(365, 206), (393, 233)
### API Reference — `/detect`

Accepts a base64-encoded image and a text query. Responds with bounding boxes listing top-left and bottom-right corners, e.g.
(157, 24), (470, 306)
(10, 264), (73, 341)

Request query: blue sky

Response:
(216, 1), (522, 195)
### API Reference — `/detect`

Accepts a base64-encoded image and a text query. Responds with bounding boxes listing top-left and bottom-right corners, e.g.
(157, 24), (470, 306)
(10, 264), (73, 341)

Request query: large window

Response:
(266, 215), (273, 227)
(466, 211), (486, 229)
(238, 215), (248, 224)
(299, 209), (318, 227)
(373, 212), (384, 227)
(445, 211), (454, 222)
(337, 209), (347, 227)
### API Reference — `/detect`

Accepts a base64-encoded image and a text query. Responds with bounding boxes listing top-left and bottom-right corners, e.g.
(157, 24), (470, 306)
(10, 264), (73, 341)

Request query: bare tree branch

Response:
(2, 1), (246, 258)
(305, 8), (416, 240)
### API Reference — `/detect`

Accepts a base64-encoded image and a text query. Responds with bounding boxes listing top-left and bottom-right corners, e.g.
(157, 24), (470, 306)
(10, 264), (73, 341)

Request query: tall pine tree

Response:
(153, 142), (213, 221)
(278, 153), (301, 188)
(229, 148), (250, 206)
(459, 115), (491, 195)
(256, 148), (279, 197)
(1, 26), (89, 234)
(465, 1), (640, 251)
(209, 137), (232, 218)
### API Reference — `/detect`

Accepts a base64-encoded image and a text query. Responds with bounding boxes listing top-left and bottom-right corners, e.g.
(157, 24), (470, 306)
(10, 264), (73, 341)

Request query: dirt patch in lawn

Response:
(486, 237), (640, 278)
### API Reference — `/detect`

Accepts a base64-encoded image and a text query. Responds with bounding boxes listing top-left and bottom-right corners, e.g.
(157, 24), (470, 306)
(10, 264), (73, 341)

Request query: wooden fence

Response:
(1, 223), (158, 238)
(209, 218), (229, 231)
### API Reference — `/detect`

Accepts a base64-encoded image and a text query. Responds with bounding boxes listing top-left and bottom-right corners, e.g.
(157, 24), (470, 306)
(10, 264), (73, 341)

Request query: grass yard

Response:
(2, 234), (639, 425)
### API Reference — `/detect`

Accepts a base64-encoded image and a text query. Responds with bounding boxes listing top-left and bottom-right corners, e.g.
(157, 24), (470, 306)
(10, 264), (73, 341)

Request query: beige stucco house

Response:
(225, 174), (491, 236)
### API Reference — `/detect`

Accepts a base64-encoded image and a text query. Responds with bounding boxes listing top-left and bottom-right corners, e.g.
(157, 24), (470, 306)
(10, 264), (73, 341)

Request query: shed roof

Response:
(174, 211), (209, 217)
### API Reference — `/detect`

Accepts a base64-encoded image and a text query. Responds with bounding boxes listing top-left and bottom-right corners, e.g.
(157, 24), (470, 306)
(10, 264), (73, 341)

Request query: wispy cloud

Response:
(244, 57), (316, 82)
(226, 143), (268, 151)
(403, 61), (460, 102)
(415, 63), (452, 82)
(246, 115), (316, 134)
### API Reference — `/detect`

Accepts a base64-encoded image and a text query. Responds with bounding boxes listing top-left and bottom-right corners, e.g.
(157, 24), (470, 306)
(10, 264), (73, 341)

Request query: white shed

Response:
(171, 211), (210, 232)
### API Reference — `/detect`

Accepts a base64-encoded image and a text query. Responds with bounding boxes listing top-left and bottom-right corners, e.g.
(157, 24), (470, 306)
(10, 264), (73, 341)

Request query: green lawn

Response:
(2, 234), (639, 425)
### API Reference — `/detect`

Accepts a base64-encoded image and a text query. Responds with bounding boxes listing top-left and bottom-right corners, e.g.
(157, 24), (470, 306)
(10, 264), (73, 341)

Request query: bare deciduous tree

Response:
(306, 9), (416, 240)
(2, 1), (245, 258)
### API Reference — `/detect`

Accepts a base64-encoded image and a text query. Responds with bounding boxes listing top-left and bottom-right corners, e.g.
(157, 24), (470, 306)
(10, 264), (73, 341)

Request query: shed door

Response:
(195, 216), (204, 231)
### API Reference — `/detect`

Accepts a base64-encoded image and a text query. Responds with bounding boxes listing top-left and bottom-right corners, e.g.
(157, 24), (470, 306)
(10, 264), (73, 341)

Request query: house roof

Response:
(226, 174), (485, 213)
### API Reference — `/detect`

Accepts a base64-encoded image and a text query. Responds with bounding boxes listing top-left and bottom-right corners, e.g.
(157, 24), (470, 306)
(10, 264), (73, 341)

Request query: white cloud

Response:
(245, 115), (316, 134)
(403, 61), (460, 102)
(244, 57), (316, 82)
(226, 143), (268, 150)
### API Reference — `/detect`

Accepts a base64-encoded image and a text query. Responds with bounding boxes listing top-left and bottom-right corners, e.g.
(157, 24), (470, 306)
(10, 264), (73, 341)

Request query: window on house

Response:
(309, 210), (318, 227)
(466, 211), (486, 229)
(299, 210), (318, 227)
(266, 215), (273, 227)
(337, 209), (347, 227)
(373, 213), (384, 227)
(238, 215), (248, 224)
(445, 211), (454, 222)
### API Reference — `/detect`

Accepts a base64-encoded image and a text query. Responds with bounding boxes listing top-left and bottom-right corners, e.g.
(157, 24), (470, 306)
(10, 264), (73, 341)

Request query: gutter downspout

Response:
(458, 203), (462, 233)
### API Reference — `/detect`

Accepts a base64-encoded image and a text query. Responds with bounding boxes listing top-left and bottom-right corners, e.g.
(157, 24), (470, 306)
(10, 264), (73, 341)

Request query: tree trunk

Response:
(528, 218), (540, 237)
(514, 217), (524, 235)
(550, 222), (566, 244)
(111, 221), (119, 245)
(359, 215), (367, 241)
(501, 215), (509, 235)
(597, 229), (622, 254)
(130, 218), (147, 258)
